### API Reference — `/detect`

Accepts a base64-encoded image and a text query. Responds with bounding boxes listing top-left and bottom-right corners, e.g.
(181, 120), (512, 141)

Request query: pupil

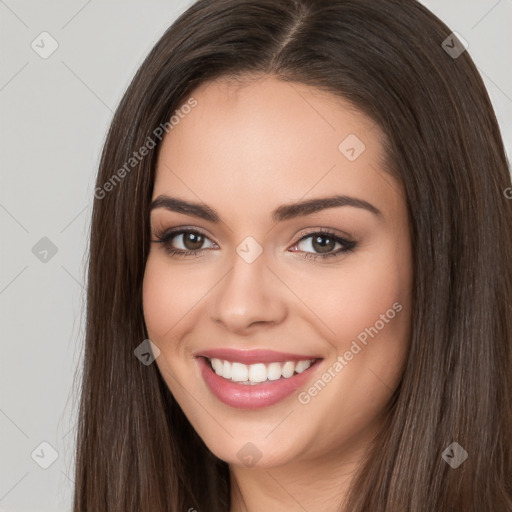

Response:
(184, 232), (203, 250)
(312, 235), (334, 253)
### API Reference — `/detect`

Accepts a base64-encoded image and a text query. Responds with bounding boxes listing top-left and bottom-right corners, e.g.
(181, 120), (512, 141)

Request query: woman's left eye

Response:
(152, 228), (356, 260)
(291, 230), (357, 260)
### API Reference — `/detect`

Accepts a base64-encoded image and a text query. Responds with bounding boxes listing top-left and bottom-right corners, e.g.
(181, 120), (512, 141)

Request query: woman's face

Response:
(143, 75), (413, 469)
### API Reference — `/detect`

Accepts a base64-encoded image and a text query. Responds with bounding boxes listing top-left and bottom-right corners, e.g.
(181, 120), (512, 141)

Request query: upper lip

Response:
(195, 348), (322, 365)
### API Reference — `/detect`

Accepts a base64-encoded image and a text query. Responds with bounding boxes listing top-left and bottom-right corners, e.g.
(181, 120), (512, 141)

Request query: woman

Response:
(74, 0), (512, 510)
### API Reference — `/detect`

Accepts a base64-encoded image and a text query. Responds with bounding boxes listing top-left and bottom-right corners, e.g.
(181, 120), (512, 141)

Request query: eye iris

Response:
(183, 232), (204, 250)
(312, 234), (335, 253)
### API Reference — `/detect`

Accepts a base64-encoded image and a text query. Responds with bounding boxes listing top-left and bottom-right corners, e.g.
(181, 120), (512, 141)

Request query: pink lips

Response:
(195, 348), (322, 409)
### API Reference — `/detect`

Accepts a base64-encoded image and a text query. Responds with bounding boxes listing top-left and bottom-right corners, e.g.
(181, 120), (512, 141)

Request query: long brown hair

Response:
(73, 0), (512, 510)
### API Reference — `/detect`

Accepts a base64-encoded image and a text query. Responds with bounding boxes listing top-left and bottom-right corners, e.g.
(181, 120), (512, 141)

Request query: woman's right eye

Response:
(153, 229), (217, 258)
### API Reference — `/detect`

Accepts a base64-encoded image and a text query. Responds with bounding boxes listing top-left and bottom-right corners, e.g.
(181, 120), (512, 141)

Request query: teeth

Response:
(282, 361), (295, 378)
(231, 362), (248, 382)
(211, 358), (223, 374)
(222, 360), (232, 379)
(208, 357), (315, 384)
(295, 360), (311, 373)
(248, 363), (267, 383)
(267, 362), (282, 381)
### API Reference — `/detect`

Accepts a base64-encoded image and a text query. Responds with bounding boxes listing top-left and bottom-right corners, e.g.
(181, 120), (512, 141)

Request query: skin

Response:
(142, 75), (413, 512)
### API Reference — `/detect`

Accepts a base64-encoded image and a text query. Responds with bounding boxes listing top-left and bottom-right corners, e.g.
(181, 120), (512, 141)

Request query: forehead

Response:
(153, 76), (400, 222)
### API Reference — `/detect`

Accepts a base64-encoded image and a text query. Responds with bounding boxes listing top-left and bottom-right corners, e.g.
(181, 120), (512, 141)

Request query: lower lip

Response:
(197, 357), (322, 409)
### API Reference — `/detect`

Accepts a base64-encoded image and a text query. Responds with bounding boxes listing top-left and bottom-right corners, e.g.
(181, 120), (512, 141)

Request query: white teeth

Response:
(267, 362), (282, 381)
(208, 357), (314, 383)
(281, 361), (295, 378)
(231, 362), (249, 382)
(295, 360), (311, 373)
(222, 360), (232, 379)
(248, 363), (267, 383)
(212, 358), (223, 375)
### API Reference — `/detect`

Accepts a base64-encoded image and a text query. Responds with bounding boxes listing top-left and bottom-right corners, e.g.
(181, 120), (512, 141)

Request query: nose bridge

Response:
(211, 239), (287, 331)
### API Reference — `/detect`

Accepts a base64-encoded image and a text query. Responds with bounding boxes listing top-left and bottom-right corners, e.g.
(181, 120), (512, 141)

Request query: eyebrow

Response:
(149, 194), (382, 222)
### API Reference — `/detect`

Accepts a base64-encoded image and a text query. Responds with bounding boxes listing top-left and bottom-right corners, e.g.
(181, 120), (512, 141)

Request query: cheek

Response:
(344, 265), (404, 340)
(294, 255), (409, 351)
(142, 259), (171, 341)
(142, 256), (196, 342)
(291, 253), (411, 449)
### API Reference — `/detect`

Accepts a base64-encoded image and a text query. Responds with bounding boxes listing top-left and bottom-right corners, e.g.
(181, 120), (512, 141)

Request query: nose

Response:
(210, 249), (288, 334)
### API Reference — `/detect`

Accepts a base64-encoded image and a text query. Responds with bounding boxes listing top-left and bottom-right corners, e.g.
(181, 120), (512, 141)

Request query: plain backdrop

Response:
(1, 1), (511, 510)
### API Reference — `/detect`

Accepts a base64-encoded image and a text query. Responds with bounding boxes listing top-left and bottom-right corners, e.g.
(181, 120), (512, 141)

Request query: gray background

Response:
(1, 1), (511, 510)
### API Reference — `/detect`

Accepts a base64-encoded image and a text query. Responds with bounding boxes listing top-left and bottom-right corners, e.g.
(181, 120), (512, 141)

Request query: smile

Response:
(195, 349), (323, 409)
(208, 357), (316, 384)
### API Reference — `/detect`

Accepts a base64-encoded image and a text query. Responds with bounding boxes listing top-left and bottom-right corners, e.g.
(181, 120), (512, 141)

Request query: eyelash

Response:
(152, 227), (357, 261)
